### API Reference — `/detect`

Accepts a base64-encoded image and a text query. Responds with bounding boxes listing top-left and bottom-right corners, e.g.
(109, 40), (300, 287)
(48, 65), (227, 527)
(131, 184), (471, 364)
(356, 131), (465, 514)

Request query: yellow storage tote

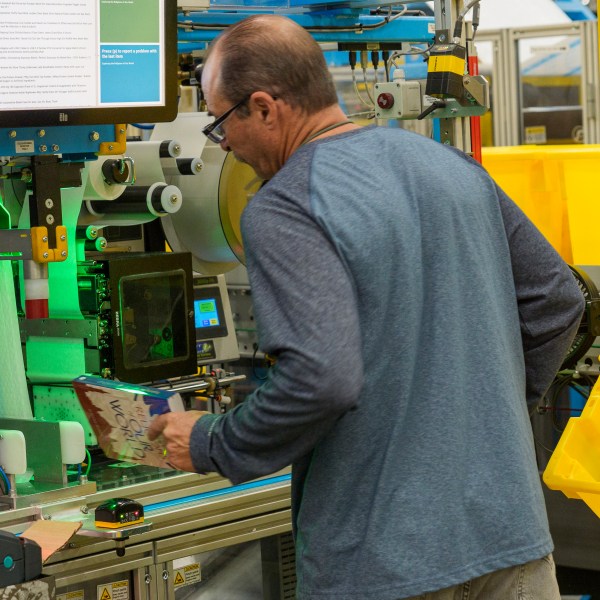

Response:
(482, 145), (600, 266)
(544, 376), (600, 518)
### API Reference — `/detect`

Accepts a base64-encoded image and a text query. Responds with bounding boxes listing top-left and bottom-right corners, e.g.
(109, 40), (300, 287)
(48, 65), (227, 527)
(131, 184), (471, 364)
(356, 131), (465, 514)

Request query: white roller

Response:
(152, 183), (183, 215)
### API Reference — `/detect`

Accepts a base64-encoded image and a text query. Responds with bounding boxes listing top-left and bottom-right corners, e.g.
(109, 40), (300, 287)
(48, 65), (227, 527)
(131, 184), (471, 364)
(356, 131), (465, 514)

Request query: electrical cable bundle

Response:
(534, 371), (596, 434)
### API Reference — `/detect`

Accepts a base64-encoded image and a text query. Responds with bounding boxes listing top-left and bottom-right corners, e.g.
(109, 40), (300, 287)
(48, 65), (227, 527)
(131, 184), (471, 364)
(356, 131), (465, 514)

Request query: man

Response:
(148, 15), (585, 599)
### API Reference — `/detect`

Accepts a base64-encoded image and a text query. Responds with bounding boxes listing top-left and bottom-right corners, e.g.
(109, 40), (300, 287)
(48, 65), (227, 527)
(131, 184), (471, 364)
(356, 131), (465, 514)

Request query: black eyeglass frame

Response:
(202, 96), (249, 143)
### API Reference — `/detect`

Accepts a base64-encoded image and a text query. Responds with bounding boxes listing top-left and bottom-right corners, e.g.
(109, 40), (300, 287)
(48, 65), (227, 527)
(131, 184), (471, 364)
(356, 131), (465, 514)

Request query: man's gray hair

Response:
(207, 15), (339, 115)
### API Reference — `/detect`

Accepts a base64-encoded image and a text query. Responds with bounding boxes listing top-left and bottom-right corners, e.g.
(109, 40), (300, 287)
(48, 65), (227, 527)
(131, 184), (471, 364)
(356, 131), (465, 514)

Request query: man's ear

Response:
(249, 92), (279, 127)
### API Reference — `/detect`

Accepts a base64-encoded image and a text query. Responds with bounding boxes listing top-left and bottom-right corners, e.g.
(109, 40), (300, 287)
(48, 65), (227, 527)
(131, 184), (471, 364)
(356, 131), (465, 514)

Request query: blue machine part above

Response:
(0, 125), (117, 160)
(555, 0), (597, 20)
(177, 12), (435, 47)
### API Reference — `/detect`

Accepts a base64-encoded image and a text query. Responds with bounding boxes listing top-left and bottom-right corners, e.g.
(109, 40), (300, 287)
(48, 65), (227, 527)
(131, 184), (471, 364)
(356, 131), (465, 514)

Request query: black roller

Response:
(88, 183), (182, 219)
(161, 157), (203, 176)
(176, 158), (197, 175)
(159, 140), (181, 158)
(102, 159), (131, 185)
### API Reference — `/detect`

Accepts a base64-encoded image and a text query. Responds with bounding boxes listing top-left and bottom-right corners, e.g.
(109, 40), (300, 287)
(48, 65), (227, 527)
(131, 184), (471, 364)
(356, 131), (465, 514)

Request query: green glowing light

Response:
(112, 383), (153, 397)
(0, 195), (11, 230)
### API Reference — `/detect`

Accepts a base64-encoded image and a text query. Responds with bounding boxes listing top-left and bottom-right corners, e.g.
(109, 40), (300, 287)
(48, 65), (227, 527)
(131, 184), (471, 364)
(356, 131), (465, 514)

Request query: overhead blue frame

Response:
(555, 0), (597, 20)
(178, 12), (435, 45)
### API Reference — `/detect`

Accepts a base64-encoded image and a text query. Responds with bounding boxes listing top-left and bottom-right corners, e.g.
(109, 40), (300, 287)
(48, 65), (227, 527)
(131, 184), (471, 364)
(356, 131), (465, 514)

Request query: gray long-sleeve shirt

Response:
(190, 126), (584, 599)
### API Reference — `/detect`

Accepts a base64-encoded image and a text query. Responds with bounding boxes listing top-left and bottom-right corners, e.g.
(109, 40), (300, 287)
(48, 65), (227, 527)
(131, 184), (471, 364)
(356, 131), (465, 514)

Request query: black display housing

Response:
(78, 252), (197, 384)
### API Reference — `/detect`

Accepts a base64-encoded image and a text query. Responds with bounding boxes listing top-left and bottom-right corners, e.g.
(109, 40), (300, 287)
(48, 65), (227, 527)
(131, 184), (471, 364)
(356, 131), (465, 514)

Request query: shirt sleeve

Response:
(189, 185), (364, 484)
(497, 183), (585, 405)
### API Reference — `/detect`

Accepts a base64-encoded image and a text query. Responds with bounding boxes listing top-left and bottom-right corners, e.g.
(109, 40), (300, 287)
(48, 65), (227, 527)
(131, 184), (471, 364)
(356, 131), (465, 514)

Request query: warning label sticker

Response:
(97, 580), (129, 600)
(57, 590), (84, 600)
(524, 125), (547, 145)
(173, 563), (201, 588)
(99, 590), (111, 600)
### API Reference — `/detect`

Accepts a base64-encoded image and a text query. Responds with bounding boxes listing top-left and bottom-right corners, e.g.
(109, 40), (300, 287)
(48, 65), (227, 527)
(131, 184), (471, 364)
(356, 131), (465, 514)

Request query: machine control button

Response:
(377, 92), (395, 109)
(3, 555), (13, 569)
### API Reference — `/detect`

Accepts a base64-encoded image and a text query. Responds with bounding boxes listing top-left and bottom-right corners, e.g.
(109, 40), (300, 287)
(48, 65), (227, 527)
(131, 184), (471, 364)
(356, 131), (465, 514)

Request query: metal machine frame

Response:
(1, 472), (292, 598)
(477, 20), (600, 146)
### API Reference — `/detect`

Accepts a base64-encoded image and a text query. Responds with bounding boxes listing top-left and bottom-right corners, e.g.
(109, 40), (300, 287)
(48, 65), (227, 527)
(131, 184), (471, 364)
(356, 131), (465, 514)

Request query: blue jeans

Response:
(403, 555), (560, 600)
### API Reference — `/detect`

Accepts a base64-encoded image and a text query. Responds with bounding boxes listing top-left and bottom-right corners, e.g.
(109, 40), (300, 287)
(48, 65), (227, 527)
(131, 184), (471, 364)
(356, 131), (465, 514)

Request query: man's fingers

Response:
(148, 413), (168, 441)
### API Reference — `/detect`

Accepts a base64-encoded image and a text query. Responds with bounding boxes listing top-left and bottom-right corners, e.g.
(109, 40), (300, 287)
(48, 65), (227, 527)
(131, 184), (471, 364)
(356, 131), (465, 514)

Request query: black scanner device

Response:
(0, 530), (42, 587)
(94, 498), (144, 529)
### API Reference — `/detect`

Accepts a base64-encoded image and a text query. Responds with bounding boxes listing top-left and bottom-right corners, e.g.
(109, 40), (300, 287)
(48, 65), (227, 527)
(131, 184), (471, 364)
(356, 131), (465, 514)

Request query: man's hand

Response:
(147, 411), (209, 472)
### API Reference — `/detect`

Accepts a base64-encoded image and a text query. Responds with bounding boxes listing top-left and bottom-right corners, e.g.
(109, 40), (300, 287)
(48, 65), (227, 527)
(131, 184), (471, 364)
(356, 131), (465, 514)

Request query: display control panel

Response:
(193, 274), (239, 365)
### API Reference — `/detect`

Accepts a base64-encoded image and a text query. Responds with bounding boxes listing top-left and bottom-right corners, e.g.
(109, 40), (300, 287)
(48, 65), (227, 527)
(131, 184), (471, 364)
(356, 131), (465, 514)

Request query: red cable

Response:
(468, 54), (483, 164)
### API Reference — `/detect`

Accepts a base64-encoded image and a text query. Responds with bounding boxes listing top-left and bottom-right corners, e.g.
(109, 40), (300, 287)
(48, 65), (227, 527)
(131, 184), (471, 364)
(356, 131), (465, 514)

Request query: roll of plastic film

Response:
(126, 140), (181, 186)
(23, 260), (49, 319)
(24, 279), (49, 319)
(0, 260), (33, 419)
(84, 157), (127, 201)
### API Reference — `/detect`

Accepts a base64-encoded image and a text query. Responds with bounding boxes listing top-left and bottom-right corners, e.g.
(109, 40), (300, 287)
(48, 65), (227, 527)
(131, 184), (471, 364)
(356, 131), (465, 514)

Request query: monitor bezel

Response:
(0, 0), (178, 128)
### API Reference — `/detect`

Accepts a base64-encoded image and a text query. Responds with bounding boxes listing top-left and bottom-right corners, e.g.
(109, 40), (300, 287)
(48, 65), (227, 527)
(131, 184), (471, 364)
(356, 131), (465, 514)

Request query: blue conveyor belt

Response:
(144, 474), (291, 512)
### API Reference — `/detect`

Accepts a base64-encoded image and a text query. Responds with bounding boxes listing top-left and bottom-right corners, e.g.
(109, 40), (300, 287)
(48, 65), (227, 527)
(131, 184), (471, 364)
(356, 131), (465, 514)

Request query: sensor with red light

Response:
(94, 498), (144, 528)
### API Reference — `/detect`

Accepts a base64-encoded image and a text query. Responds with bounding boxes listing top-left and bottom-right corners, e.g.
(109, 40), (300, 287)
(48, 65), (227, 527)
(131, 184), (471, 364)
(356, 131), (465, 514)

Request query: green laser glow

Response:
(110, 383), (154, 397)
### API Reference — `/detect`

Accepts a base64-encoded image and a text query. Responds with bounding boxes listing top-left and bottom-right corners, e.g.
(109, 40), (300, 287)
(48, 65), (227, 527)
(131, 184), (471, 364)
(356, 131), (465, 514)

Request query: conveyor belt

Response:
(144, 474), (291, 513)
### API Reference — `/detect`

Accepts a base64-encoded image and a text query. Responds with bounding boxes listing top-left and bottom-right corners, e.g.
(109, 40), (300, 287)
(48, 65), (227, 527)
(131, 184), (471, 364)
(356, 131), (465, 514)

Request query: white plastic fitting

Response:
(0, 429), (27, 475)
(59, 421), (86, 465)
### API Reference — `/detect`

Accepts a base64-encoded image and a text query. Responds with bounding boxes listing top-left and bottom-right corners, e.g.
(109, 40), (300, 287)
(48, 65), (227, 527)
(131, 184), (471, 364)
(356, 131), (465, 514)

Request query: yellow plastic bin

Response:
(544, 377), (600, 518)
(482, 145), (600, 266)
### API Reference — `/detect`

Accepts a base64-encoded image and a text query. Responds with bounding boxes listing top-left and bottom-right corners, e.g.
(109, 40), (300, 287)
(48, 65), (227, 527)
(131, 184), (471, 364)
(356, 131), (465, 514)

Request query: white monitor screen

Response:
(0, 0), (177, 127)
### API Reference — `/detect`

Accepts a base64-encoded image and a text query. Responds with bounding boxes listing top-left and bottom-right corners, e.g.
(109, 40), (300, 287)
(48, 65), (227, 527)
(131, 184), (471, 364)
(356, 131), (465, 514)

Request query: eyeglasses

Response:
(202, 96), (249, 144)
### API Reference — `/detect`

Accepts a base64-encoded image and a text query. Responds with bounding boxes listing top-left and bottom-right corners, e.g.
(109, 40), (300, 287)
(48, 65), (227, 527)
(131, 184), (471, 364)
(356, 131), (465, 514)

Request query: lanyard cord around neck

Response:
(301, 120), (353, 146)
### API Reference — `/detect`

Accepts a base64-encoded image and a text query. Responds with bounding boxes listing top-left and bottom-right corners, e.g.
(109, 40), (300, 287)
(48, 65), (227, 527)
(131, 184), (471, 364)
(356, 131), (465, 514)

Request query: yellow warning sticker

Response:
(173, 563), (201, 588)
(57, 590), (84, 600)
(97, 580), (129, 600)
(524, 125), (547, 145)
